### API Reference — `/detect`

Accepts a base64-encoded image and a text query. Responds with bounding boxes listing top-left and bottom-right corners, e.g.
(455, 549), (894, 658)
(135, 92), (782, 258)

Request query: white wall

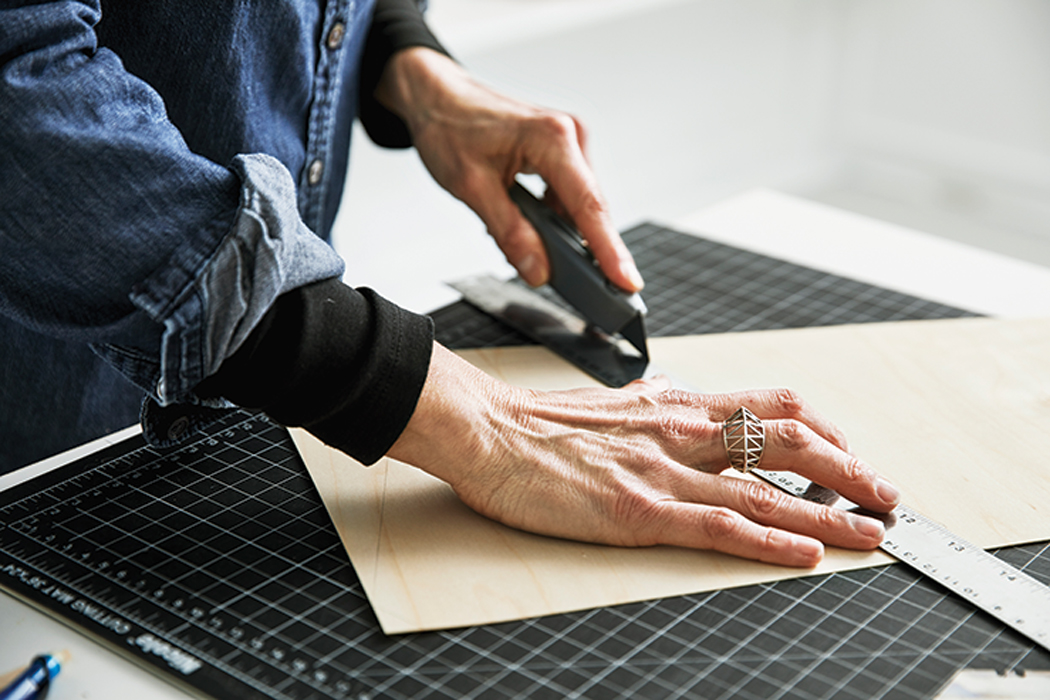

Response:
(814, 0), (1050, 266)
(331, 0), (1050, 314)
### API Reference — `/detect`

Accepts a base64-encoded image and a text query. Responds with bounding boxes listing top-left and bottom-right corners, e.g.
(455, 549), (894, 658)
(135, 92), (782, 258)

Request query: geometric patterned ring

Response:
(722, 406), (766, 473)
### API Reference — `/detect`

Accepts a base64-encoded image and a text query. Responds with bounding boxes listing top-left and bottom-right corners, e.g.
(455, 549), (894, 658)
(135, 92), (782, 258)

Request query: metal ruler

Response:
(453, 272), (1050, 655)
(761, 470), (1050, 653)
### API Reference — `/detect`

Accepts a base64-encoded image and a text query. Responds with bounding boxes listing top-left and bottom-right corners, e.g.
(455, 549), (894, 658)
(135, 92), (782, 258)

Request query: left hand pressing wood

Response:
(388, 344), (900, 568)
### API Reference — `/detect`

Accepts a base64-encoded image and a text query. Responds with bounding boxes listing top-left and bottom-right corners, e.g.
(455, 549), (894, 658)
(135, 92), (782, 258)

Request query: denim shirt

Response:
(0, 0), (381, 468)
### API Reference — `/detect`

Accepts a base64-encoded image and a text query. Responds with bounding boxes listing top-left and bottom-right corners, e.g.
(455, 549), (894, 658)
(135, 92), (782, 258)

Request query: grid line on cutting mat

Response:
(430, 223), (974, 349)
(1, 222), (1044, 700)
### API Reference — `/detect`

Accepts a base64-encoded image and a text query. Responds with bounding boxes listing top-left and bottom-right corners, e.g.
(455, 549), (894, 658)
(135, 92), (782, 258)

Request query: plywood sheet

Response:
(292, 317), (1050, 634)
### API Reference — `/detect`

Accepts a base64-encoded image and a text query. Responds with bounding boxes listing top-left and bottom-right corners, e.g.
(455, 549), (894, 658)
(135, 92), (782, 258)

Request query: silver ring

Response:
(723, 406), (765, 474)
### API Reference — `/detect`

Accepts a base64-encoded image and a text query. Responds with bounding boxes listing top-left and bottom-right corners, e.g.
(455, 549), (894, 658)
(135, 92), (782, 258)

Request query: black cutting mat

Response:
(2, 222), (1047, 700)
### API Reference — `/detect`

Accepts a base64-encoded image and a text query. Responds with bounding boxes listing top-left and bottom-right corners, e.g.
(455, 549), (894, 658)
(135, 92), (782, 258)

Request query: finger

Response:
(649, 501), (824, 567)
(573, 114), (590, 161)
(705, 387), (850, 454)
(457, 169), (551, 286)
(529, 114), (643, 292)
(756, 419), (900, 512)
(539, 121), (591, 216)
(675, 473), (886, 551)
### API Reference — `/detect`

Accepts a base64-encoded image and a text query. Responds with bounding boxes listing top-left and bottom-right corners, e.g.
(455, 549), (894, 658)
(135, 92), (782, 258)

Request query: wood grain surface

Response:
(293, 317), (1050, 633)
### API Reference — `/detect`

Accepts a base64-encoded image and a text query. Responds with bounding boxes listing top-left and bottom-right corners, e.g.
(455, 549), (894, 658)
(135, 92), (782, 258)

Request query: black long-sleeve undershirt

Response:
(198, 279), (433, 465)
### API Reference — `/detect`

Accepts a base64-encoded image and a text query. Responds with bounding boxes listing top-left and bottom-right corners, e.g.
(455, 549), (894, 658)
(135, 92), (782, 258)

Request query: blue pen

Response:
(0, 652), (68, 700)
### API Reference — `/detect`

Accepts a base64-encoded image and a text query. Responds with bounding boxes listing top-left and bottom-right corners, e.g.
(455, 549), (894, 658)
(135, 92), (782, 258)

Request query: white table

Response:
(4, 190), (1050, 699)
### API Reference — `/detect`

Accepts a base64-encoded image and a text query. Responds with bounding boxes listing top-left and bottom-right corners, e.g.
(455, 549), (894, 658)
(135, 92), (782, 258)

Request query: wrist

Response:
(374, 46), (466, 136)
(387, 344), (527, 485)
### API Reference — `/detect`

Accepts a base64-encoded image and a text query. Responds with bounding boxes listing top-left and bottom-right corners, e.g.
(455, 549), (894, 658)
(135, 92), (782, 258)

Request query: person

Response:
(0, 0), (899, 567)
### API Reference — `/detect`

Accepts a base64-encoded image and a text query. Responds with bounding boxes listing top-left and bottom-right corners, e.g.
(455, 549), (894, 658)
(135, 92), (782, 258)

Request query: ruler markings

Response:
(756, 468), (1050, 655)
(0, 412), (378, 699)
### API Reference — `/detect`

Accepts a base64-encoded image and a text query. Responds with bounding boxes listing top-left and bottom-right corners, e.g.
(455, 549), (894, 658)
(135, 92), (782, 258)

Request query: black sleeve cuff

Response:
(359, 0), (451, 148)
(198, 278), (434, 464)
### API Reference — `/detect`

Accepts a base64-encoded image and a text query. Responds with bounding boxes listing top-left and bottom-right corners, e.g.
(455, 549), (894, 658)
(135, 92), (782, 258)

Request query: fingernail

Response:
(851, 514), (885, 540)
(876, 478), (901, 505)
(621, 260), (644, 291)
(519, 253), (546, 286)
(792, 536), (824, 565)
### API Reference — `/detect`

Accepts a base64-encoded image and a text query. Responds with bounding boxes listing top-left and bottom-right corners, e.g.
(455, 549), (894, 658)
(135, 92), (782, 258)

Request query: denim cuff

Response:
(139, 395), (236, 448)
(94, 153), (344, 407)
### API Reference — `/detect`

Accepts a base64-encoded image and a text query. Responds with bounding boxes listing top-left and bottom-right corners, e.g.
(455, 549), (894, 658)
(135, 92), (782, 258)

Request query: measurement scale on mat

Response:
(0, 412), (376, 700)
(452, 272), (1050, 654)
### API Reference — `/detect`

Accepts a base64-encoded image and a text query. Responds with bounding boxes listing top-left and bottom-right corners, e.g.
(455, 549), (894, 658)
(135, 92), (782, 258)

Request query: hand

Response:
(374, 47), (644, 292)
(388, 345), (901, 568)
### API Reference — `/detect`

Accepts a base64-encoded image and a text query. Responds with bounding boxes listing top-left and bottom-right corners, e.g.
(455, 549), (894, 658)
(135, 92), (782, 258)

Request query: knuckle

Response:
(811, 504), (842, 531)
(651, 410), (717, 456)
(842, 456), (869, 483)
(577, 190), (610, 224)
(698, 507), (745, 541)
(759, 527), (782, 555)
(659, 389), (696, 408)
(776, 419), (812, 452)
(771, 387), (805, 417)
(534, 112), (578, 142)
(740, 482), (783, 519)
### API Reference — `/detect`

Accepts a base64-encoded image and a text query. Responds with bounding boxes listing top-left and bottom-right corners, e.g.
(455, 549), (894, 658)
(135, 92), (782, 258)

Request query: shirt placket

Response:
(298, 0), (358, 237)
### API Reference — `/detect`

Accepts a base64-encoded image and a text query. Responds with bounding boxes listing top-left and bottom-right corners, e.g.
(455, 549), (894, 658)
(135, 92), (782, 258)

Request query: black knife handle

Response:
(508, 182), (645, 336)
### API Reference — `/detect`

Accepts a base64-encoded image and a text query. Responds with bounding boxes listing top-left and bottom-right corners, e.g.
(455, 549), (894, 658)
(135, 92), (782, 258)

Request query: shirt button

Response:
(327, 22), (345, 50)
(307, 159), (324, 186)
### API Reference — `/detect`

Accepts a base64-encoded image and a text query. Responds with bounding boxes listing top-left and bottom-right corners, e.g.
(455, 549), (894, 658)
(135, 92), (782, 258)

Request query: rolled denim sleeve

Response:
(0, 2), (344, 405)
